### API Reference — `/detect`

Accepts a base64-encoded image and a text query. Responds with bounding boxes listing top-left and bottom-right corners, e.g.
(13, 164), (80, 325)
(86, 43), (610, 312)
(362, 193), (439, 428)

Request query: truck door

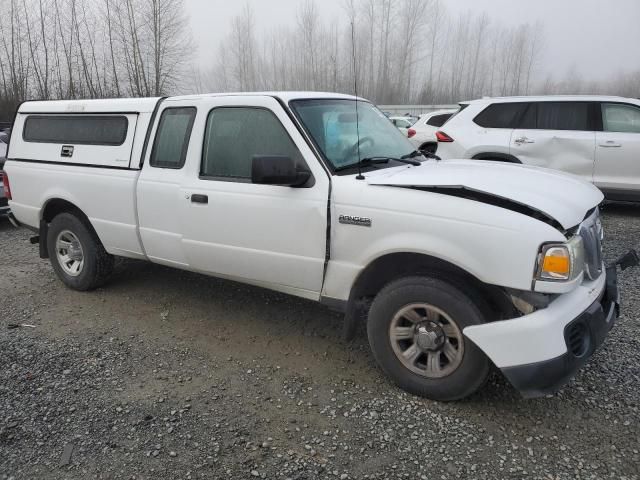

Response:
(137, 103), (198, 267)
(179, 96), (330, 299)
(510, 102), (596, 183)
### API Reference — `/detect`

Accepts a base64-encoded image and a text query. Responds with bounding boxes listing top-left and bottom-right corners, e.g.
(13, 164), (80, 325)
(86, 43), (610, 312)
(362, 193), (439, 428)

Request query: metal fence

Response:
(378, 105), (458, 116)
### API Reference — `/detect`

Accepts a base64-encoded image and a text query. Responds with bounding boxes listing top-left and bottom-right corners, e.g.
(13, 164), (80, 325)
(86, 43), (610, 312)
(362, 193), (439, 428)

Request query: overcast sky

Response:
(185, 0), (640, 81)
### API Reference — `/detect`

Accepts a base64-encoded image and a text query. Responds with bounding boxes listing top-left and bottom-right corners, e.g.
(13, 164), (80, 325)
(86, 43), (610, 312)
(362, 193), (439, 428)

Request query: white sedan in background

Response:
(407, 109), (457, 153)
(389, 116), (417, 137)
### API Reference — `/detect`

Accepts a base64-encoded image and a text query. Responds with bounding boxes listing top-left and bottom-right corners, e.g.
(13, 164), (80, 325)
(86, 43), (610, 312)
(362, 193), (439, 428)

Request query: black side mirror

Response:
(251, 155), (311, 187)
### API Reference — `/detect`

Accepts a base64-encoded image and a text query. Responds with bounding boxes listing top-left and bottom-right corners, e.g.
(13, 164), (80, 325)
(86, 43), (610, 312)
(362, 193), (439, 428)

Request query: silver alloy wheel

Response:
(389, 303), (464, 379)
(55, 230), (85, 277)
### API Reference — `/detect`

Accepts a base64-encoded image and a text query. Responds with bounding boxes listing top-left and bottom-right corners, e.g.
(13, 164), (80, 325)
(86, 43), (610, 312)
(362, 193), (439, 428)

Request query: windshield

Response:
(290, 99), (416, 171)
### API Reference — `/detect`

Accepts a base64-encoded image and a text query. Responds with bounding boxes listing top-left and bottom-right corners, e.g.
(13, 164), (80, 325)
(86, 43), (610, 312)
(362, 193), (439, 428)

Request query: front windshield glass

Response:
(290, 99), (416, 170)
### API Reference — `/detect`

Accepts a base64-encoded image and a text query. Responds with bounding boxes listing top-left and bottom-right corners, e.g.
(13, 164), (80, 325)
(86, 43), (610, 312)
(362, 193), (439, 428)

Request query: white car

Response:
(408, 109), (457, 153)
(389, 116), (416, 137)
(436, 96), (640, 201)
(4, 92), (637, 401)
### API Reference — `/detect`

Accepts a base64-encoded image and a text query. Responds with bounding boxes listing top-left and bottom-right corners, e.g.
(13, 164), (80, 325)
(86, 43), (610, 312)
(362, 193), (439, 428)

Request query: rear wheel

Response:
(47, 213), (114, 291)
(419, 142), (437, 154)
(367, 276), (490, 401)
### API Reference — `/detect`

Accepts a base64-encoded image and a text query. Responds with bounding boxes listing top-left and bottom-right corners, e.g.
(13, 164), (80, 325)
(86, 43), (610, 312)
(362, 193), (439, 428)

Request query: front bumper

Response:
(502, 266), (619, 397)
(464, 266), (620, 398)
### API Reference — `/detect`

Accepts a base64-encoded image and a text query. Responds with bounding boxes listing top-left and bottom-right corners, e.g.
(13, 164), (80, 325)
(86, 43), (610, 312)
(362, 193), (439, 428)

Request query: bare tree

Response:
(466, 12), (489, 99)
(228, 3), (259, 90)
(15, 0), (634, 120)
(524, 21), (544, 95)
(394, 0), (430, 103)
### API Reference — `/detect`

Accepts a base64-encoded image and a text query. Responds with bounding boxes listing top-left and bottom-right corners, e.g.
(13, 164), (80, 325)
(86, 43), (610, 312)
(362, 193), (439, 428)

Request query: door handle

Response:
(514, 137), (535, 145)
(191, 194), (208, 204)
(599, 141), (621, 148)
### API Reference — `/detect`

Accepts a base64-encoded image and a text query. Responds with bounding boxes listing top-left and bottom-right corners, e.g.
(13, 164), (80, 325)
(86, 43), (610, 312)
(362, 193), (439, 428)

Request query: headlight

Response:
(536, 236), (584, 282)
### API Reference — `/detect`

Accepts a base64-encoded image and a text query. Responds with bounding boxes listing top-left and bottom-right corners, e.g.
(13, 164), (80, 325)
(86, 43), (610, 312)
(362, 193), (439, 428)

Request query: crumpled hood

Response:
(366, 160), (604, 230)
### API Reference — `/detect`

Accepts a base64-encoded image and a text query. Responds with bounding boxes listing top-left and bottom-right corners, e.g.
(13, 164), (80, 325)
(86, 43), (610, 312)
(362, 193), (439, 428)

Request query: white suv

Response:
(436, 96), (640, 201)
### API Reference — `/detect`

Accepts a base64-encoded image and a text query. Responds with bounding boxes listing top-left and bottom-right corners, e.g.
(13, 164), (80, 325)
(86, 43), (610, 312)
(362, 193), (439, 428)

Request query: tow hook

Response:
(603, 250), (637, 313)
(614, 249), (640, 271)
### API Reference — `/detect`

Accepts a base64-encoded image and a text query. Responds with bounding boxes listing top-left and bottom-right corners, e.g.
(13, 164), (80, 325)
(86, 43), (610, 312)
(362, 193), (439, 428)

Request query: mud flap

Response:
(38, 219), (49, 258)
(343, 299), (369, 341)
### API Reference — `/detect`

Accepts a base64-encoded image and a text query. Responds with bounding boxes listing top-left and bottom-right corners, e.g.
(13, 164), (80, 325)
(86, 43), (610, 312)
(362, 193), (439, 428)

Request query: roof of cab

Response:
(18, 92), (365, 114)
(166, 91), (363, 102)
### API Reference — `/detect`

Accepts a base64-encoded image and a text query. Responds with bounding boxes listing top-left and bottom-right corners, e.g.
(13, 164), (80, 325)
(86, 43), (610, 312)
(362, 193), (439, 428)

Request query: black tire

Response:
(46, 212), (114, 291)
(367, 276), (490, 401)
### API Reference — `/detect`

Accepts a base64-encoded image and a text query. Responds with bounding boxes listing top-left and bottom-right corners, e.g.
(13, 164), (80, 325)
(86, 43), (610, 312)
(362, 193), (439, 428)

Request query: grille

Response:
(566, 321), (589, 358)
(579, 211), (603, 281)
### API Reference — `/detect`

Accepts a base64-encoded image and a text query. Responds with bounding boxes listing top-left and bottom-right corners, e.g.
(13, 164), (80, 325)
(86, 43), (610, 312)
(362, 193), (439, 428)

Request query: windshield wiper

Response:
(334, 158), (389, 172)
(334, 156), (421, 172)
(363, 156), (422, 166)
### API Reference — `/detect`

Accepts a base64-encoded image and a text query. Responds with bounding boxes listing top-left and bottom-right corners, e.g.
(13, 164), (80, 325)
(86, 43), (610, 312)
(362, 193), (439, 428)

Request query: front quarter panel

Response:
(323, 173), (565, 300)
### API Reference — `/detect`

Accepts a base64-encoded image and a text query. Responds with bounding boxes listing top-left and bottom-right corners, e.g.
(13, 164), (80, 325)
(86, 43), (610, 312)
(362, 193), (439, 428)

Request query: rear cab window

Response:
(149, 107), (197, 169)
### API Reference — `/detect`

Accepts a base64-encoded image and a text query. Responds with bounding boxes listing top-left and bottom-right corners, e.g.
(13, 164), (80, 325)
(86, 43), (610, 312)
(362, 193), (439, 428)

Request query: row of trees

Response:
(204, 0), (545, 105)
(540, 68), (640, 98)
(0, 0), (192, 117)
(1, 0), (639, 120)
(204, 0), (640, 104)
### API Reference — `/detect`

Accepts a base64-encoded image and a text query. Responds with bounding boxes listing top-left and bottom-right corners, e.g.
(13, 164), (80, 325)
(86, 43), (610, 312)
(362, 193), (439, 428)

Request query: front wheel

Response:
(367, 276), (490, 401)
(47, 213), (114, 291)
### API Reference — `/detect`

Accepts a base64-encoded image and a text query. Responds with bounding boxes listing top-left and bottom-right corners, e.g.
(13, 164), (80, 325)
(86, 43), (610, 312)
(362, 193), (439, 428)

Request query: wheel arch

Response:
(39, 198), (102, 259)
(343, 251), (514, 340)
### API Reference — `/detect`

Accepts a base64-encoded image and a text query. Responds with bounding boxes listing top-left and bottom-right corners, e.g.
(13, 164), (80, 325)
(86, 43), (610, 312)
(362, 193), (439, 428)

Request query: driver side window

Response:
(201, 107), (304, 181)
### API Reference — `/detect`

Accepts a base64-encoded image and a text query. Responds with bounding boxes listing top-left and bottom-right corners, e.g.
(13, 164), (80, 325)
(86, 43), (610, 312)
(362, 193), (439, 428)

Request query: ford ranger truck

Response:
(4, 93), (637, 401)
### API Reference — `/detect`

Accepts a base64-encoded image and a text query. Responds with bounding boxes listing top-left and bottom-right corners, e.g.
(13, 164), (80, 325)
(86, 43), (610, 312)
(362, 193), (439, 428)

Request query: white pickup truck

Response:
(4, 92), (636, 401)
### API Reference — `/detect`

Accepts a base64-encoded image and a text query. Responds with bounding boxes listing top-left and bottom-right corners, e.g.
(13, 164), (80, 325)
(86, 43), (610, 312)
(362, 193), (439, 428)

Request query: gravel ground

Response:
(1, 203), (639, 480)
